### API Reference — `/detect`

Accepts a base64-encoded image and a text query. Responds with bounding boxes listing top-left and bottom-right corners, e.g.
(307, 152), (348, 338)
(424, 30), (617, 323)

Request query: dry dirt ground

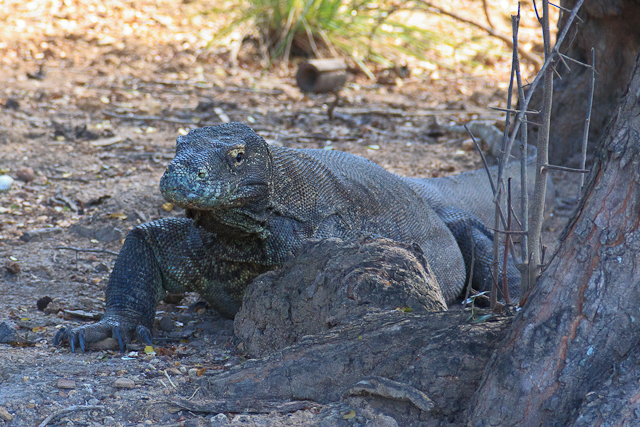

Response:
(0, 1), (578, 426)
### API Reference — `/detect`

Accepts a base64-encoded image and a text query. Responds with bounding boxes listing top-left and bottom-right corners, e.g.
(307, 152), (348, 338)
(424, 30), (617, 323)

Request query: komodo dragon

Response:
(55, 122), (535, 352)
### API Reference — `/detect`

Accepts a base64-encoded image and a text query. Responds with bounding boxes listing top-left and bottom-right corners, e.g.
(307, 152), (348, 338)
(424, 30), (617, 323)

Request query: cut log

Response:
(296, 59), (347, 93)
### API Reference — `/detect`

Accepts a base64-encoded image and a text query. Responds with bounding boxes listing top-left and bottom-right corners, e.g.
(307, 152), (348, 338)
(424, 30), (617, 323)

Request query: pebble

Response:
(209, 413), (228, 426)
(0, 175), (13, 192)
(57, 379), (76, 389)
(158, 315), (174, 332)
(114, 378), (135, 389)
(188, 368), (198, 378)
(0, 321), (20, 344)
(0, 407), (13, 421)
(90, 337), (120, 351)
(4, 261), (20, 274)
(103, 416), (116, 426)
(16, 166), (36, 182)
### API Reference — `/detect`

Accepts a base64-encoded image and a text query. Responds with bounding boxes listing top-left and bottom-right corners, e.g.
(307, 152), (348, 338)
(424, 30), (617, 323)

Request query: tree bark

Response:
(538, 0), (640, 165)
(467, 52), (640, 426)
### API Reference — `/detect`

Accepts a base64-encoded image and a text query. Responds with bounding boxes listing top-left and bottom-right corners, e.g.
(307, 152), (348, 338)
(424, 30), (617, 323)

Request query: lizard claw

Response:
(136, 325), (154, 346)
(113, 326), (124, 352)
(78, 330), (86, 353)
(54, 317), (152, 353)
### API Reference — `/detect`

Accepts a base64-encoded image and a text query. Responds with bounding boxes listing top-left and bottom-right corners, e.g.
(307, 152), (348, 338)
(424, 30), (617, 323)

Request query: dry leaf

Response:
(343, 410), (356, 419)
(90, 136), (123, 147)
(108, 213), (127, 220)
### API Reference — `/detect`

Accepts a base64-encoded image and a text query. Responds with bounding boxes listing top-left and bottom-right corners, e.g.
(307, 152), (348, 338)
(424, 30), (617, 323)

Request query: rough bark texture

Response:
(202, 311), (511, 426)
(234, 237), (446, 357)
(467, 54), (640, 426)
(537, 0), (640, 165)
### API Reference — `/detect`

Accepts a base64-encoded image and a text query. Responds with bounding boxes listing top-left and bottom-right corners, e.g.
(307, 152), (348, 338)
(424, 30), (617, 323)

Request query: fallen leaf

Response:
(90, 136), (123, 147)
(108, 213), (127, 220)
(343, 410), (356, 419)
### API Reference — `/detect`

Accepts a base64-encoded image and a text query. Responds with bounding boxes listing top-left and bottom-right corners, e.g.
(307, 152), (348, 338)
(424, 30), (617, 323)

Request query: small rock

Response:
(57, 378), (76, 389)
(19, 226), (63, 242)
(95, 263), (110, 273)
(37, 296), (53, 311)
(0, 407), (13, 421)
(188, 368), (198, 378)
(164, 293), (184, 305)
(0, 175), (13, 192)
(16, 166), (36, 182)
(4, 261), (20, 274)
(209, 413), (228, 426)
(158, 316), (174, 332)
(44, 302), (62, 315)
(3, 98), (19, 110)
(103, 415), (116, 426)
(0, 321), (20, 343)
(88, 337), (119, 351)
(114, 378), (135, 389)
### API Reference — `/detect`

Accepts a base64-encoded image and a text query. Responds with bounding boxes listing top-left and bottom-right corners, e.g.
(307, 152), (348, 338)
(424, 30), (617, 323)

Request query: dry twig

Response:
(579, 48), (596, 193)
(54, 246), (119, 256)
(37, 405), (104, 427)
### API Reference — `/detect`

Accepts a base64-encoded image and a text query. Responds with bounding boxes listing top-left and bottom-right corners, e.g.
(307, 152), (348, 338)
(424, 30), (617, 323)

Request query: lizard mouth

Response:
(161, 185), (230, 210)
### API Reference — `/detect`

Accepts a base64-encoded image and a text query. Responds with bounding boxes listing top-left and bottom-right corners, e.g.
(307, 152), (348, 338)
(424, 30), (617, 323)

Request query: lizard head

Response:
(160, 123), (273, 225)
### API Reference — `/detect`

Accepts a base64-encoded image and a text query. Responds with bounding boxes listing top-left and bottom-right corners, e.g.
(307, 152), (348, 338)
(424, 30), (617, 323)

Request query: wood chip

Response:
(0, 407), (12, 421)
(57, 379), (76, 389)
(114, 378), (135, 389)
(90, 136), (123, 147)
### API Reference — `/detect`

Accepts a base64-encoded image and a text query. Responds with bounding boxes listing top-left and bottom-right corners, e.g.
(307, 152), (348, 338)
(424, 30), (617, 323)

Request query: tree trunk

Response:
(467, 53), (640, 426)
(538, 0), (640, 165)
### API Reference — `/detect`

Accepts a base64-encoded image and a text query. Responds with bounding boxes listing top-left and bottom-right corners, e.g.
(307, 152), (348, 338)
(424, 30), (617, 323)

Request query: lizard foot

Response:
(53, 318), (153, 353)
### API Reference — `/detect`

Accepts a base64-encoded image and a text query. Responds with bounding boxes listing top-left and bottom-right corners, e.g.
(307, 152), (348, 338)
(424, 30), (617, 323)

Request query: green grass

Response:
(208, 0), (455, 67)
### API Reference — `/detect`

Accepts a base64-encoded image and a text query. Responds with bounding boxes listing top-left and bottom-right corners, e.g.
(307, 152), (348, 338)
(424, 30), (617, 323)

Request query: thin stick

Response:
(54, 246), (119, 256)
(38, 405), (104, 427)
(549, 2), (584, 22)
(488, 106), (539, 115)
(482, 0), (495, 29)
(494, 3), (520, 206)
(465, 125), (497, 196)
(559, 52), (595, 70)
(492, 229), (529, 235)
(491, 202), (500, 308)
(501, 179), (513, 305)
(542, 164), (590, 173)
(528, 0), (553, 287)
(164, 370), (178, 389)
(463, 231), (475, 310)
(579, 47), (596, 193)
(513, 7), (529, 276)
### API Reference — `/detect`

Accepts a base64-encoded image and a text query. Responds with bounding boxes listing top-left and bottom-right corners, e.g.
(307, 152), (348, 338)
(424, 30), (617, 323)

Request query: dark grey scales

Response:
(55, 122), (525, 352)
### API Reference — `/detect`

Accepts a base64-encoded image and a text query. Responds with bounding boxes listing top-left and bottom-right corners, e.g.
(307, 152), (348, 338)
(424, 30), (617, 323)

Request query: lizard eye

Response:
(197, 170), (206, 178)
(235, 152), (244, 164)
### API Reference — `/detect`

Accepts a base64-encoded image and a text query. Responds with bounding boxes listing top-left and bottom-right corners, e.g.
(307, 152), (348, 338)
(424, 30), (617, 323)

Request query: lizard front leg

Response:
(54, 219), (201, 352)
